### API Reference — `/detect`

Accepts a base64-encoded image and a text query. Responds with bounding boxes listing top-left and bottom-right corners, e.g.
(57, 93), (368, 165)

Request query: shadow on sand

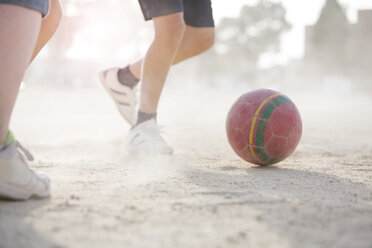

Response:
(0, 197), (61, 248)
(183, 163), (372, 248)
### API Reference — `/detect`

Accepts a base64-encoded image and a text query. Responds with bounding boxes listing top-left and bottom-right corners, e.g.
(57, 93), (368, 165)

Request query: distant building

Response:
(304, 0), (348, 65)
(304, 6), (372, 87)
(348, 10), (372, 79)
(305, 9), (372, 57)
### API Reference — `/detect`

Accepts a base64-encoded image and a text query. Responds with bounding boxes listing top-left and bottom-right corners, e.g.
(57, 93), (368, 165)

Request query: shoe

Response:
(127, 119), (174, 155)
(0, 134), (51, 200)
(99, 67), (138, 125)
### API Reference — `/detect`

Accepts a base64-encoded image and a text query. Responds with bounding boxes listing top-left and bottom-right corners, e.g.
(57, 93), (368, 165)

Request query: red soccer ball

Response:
(226, 89), (302, 166)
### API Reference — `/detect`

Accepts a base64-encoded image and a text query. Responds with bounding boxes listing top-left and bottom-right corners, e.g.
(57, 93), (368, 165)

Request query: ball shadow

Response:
(182, 163), (372, 247)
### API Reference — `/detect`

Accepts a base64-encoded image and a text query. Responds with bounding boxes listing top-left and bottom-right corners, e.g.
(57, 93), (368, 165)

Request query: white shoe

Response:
(127, 119), (174, 155)
(0, 139), (51, 200)
(99, 67), (138, 125)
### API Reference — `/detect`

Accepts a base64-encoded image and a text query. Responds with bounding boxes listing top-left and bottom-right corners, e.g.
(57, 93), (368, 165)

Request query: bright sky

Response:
(64, 0), (372, 67)
(212, 0), (372, 64)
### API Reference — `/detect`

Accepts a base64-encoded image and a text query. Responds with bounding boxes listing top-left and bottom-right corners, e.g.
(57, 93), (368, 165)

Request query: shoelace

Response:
(147, 123), (166, 134)
(145, 124), (169, 144)
(15, 140), (47, 189)
(5, 131), (34, 162)
(15, 141), (34, 162)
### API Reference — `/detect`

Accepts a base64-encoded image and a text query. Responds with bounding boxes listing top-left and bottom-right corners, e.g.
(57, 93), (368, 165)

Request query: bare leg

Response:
(129, 25), (215, 80)
(0, 4), (42, 143)
(172, 26), (214, 64)
(139, 13), (186, 113)
(31, 0), (62, 62)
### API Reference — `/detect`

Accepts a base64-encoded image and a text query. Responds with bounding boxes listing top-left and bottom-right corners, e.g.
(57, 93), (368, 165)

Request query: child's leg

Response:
(31, 0), (62, 62)
(139, 13), (185, 114)
(0, 4), (42, 144)
(127, 25), (214, 80)
(173, 26), (214, 64)
(107, 0), (215, 120)
(0, 0), (61, 145)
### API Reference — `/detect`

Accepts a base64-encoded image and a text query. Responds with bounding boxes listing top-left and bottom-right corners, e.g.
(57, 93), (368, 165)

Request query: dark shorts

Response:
(138, 0), (214, 27)
(0, 0), (49, 17)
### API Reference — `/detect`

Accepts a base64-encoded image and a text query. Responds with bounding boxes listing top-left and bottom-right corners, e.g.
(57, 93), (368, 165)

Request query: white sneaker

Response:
(0, 139), (51, 200)
(99, 67), (138, 125)
(127, 119), (174, 155)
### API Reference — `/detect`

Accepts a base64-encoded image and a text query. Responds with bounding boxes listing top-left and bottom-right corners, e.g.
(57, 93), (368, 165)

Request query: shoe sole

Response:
(0, 181), (50, 201)
(128, 149), (174, 156)
(99, 71), (135, 126)
(127, 141), (174, 155)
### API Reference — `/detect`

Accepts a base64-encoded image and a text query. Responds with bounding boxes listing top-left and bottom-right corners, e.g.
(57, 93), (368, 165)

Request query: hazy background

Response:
(25, 0), (372, 96)
(4, 2), (372, 247)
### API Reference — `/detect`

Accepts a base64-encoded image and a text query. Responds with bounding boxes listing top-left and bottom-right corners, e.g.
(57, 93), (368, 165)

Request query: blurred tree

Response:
(203, 0), (291, 84)
(311, 0), (349, 75)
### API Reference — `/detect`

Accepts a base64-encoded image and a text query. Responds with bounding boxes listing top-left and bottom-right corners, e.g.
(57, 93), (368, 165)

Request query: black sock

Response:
(117, 66), (139, 89)
(135, 111), (157, 126)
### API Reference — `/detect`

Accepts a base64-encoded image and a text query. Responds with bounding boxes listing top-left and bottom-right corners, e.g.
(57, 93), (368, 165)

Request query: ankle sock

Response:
(135, 111), (157, 126)
(117, 66), (139, 89)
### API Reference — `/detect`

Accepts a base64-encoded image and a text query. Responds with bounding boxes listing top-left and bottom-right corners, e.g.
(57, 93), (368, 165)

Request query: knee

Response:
(196, 28), (215, 53)
(155, 19), (186, 48)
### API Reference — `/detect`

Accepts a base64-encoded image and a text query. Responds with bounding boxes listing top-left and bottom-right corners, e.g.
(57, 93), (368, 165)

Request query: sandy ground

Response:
(0, 84), (371, 248)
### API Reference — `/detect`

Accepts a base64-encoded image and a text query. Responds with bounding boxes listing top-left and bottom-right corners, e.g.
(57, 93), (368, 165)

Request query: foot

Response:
(0, 135), (51, 200)
(127, 119), (174, 155)
(99, 67), (138, 125)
